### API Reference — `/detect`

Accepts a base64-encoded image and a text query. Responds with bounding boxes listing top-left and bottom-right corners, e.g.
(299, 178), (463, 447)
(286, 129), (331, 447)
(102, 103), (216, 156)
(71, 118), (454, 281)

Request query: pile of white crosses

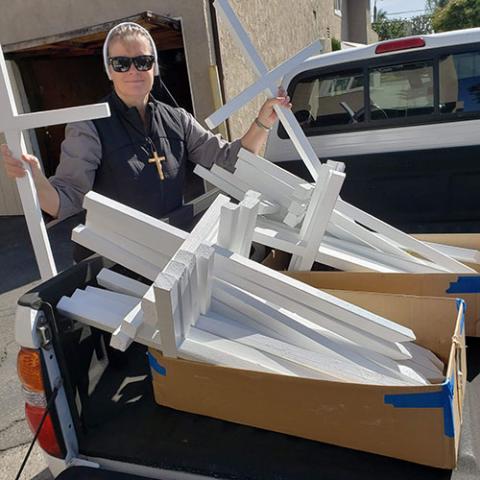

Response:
(55, 0), (474, 386)
(57, 190), (446, 386)
(195, 0), (476, 275)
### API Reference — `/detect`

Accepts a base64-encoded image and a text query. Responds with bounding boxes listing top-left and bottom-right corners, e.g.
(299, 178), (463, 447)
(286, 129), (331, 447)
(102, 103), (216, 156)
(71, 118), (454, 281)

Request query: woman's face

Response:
(108, 35), (155, 102)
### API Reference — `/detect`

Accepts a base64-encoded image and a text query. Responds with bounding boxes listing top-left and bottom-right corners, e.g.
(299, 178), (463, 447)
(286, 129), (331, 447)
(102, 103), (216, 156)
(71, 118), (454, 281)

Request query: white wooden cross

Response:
(57, 190), (450, 385)
(207, 0), (323, 181)
(0, 44), (110, 280)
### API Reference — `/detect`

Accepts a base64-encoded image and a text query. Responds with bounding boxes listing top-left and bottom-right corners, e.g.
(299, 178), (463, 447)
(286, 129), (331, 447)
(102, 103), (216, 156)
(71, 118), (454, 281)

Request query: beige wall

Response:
(347, 0), (377, 44)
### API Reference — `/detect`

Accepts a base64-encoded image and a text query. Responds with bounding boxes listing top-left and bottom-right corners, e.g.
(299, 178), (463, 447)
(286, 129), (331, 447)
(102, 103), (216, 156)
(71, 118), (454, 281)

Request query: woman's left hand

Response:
(256, 87), (292, 129)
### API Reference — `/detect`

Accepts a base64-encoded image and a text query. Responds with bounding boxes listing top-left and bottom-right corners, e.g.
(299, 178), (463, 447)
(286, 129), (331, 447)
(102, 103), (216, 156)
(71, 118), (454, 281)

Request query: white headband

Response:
(102, 22), (159, 79)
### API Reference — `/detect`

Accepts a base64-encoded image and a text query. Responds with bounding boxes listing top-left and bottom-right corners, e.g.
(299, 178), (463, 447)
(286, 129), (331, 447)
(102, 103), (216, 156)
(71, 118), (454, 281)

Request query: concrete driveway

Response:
(0, 214), (78, 479)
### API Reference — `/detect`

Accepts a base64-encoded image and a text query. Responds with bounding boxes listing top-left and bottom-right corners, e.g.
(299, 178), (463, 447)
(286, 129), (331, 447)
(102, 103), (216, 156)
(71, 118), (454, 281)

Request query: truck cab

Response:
(266, 28), (480, 233)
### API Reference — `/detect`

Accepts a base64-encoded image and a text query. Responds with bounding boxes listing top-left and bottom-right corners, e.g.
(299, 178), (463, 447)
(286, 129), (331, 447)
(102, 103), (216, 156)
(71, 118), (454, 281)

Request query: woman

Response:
(1, 22), (290, 226)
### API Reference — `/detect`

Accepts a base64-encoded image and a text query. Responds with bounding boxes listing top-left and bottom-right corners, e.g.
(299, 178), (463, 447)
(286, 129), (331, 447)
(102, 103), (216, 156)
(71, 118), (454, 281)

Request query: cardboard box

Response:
(150, 290), (466, 469)
(263, 232), (480, 336)
(286, 270), (480, 337)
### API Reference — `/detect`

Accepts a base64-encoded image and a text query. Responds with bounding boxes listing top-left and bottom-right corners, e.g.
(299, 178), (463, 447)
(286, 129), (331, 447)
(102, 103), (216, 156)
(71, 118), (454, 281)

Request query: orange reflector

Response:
(17, 348), (45, 393)
(25, 403), (63, 458)
(375, 37), (426, 54)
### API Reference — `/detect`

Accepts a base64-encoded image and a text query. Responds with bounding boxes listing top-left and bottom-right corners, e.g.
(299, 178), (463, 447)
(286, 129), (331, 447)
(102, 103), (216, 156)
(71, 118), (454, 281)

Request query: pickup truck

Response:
(266, 28), (480, 233)
(13, 32), (480, 479)
(15, 254), (480, 480)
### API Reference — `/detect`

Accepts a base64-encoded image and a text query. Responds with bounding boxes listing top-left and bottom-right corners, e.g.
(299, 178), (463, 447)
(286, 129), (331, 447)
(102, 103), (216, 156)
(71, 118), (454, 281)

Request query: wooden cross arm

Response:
(9, 103), (110, 131)
(205, 41), (321, 129)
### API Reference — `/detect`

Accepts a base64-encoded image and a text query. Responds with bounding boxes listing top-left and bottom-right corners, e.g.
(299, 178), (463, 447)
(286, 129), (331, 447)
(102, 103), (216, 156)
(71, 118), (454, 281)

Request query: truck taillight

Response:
(25, 404), (63, 458)
(17, 347), (64, 458)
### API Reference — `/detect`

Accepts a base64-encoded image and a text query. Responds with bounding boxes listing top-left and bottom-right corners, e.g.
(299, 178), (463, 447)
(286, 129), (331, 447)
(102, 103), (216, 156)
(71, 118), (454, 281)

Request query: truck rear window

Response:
(369, 61), (434, 119)
(291, 69), (364, 129)
(283, 45), (480, 138)
(440, 51), (480, 114)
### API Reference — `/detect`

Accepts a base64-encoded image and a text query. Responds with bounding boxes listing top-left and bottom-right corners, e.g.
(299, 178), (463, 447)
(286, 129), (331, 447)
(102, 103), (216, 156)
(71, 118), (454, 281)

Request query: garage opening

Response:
(4, 11), (203, 201)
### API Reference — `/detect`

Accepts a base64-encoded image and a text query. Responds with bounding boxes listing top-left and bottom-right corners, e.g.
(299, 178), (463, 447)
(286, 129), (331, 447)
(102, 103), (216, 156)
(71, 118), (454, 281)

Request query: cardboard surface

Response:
(150, 290), (466, 469)
(263, 234), (480, 337)
(285, 272), (480, 337)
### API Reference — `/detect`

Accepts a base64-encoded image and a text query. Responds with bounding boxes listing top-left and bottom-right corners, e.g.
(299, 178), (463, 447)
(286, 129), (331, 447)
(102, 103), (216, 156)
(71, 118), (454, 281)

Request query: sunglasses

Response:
(108, 55), (155, 73)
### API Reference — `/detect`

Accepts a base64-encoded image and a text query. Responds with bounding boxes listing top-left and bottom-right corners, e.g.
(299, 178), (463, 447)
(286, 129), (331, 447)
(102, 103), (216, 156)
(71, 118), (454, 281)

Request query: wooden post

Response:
(0, 44), (110, 280)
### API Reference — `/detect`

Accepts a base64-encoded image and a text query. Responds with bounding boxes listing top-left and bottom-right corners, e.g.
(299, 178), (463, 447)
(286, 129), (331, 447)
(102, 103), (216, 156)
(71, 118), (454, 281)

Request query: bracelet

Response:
(254, 117), (272, 131)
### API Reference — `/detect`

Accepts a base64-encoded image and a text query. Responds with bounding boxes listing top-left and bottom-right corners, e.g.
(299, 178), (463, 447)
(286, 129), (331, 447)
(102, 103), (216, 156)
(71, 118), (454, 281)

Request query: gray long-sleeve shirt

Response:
(49, 108), (241, 220)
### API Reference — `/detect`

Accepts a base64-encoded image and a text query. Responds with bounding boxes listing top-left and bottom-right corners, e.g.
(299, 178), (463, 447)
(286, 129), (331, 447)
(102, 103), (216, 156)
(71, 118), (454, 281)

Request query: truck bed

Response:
(20, 256), (480, 480)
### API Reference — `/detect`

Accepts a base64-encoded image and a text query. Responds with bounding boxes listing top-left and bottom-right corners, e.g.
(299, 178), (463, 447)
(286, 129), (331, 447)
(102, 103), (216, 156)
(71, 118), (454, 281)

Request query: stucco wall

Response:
(216, 0), (345, 141)
(0, 0), (217, 124)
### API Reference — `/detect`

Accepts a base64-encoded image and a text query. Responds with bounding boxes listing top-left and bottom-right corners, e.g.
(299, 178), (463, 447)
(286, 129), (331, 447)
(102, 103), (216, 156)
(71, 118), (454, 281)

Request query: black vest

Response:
(92, 92), (191, 227)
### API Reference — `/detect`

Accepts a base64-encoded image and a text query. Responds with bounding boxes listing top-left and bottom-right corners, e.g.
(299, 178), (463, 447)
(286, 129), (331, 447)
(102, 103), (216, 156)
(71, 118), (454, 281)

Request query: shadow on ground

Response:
(0, 214), (80, 294)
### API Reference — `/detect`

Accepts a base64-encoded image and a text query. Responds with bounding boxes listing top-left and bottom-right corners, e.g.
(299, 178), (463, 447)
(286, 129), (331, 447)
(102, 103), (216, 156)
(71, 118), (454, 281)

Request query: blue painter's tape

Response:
(446, 276), (480, 294)
(147, 352), (167, 376)
(384, 373), (455, 438)
(455, 298), (466, 335)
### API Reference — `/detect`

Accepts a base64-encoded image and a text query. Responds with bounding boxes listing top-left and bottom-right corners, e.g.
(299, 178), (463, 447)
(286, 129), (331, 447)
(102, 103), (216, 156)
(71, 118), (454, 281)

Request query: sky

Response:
(375, 0), (427, 19)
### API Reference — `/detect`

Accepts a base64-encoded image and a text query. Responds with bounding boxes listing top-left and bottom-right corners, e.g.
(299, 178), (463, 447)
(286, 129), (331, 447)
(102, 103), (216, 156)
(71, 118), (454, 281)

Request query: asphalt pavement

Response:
(0, 214), (78, 479)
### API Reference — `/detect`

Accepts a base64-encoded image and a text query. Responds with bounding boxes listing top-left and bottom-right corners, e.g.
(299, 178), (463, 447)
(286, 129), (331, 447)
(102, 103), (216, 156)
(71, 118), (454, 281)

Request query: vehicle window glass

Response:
(439, 51), (480, 114)
(290, 69), (365, 130)
(369, 61), (434, 120)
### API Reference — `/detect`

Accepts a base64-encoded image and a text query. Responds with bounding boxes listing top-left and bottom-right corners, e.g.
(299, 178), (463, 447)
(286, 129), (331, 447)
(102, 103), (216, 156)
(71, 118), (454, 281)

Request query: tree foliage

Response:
(431, 0), (480, 32)
(372, 14), (433, 40)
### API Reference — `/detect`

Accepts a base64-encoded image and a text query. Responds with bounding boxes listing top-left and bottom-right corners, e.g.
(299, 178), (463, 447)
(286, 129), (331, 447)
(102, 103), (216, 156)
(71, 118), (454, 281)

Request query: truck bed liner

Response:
(19, 256), (480, 480)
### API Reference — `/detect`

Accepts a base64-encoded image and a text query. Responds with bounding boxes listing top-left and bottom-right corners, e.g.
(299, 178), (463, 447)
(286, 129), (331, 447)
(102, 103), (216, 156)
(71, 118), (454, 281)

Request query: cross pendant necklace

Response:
(148, 149), (166, 181)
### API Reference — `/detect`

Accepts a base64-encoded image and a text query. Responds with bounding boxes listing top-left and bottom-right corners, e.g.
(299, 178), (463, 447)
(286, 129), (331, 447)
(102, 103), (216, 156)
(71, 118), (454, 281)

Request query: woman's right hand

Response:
(1, 144), (43, 180)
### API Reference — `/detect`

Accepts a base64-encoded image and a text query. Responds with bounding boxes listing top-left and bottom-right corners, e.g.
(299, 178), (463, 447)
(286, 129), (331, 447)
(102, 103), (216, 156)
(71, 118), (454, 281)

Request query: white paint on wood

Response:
(233, 160), (293, 208)
(195, 244), (215, 315)
(213, 267), (407, 360)
(169, 251), (199, 336)
(213, 0), (323, 181)
(330, 209), (416, 261)
(283, 211), (305, 228)
(290, 168), (345, 270)
(231, 193), (261, 256)
(153, 272), (181, 357)
(83, 191), (187, 257)
(316, 242), (402, 273)
(0, 45), (110, 280)
(119, 304), (144, 338)
(196, 314), (414, 386)
(205, 41), (321, 129)
(423, 241), (480, 265)
(72, 225), (160, 281)
(213, 247), (416, 342)
(210, 296), (427, 384)
(96, 268), (149, 298)
(217, 203), (239, 250)
(71, 289), (133, 317)
(194, 164), (246, 201)
(85, 286), (140, 308)
(322, 236), (448, 273)
(185, 326), (323, 377)
(336, 198), (475, 273)
(86, 219), (170, 269)
(57, 296), (122, 332)
(238, 148), (302, 191)
(212, 279), (413, 363)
